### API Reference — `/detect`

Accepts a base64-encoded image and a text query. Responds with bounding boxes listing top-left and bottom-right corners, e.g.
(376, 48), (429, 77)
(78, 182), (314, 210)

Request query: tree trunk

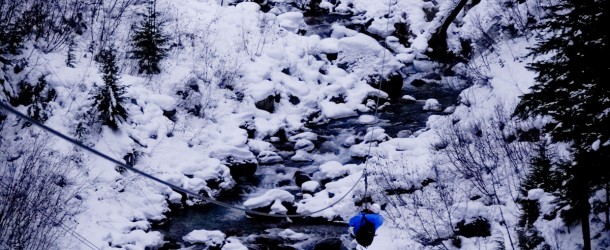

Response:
(427, 0), (470, 60)
(580, 196), (591, 250)
(605, 183), (610, 230)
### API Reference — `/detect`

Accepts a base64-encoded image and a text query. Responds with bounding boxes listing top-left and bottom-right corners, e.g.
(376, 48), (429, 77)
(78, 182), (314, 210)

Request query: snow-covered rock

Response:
(358, 114), (377, 124)
(294, 139), (315, 151)
(257, 151), (283, 164)
(291, 149), (313, 162)
(244, 189), (295, 210)
(276, 12), (306, 33)
(222, 237), (248, 250)
(401, 95), (417, 102)
(288, 132), (318, 142)
(301, 180), (320, 192)
(423, 98), (441, 111)
(183, 230), (225, 247)
(278, 229), (308, 241)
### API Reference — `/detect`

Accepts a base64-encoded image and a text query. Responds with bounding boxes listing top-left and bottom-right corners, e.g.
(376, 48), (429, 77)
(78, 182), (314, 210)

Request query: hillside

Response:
(1, 0), (608, 249)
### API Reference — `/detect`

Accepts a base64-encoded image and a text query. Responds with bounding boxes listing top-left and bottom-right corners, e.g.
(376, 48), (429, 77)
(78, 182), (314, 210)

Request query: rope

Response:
(361, 0), (394, 211)
(0, 1), (395, 220)
(0, 101), (362, 218)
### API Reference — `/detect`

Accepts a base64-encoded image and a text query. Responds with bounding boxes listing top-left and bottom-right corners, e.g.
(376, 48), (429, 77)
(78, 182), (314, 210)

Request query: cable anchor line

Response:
(0, 101), (364, 218)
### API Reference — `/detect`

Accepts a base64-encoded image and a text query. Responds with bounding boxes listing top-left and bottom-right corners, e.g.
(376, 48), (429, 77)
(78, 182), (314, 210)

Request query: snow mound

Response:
(288, 131), (318, 142)
(183, 230), (225, 247)
(358, 115), (377, 124)
(423, 98), (441, 111)
(244, 189), (295, 209)
(277, 12), (306, 33)
(257, 151), (283, 164)
(291, 150), (313, 162)
(364, 127), (389, 142)
(402, 95), (416, 102)
(301, 180), (320, 192)
(319, 161), (355, 179)
(222, 237), (248, 250)
(278, 229), (308, 241)
(294, 139), (315, 151)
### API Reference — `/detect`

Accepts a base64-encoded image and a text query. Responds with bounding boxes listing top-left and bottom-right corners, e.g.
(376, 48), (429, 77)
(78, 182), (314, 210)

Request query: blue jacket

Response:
(349, 212), (383, 233)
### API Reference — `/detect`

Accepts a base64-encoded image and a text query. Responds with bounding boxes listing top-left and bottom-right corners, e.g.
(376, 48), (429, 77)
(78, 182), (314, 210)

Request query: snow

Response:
(358, 114), (377, 124)
(291, 149), (314, 162)
(244, 189), (295, 209)
(592, 139), (601, 151)
(422, 98), (441, 111)
(276, 12), (306, 33)
(401, 95), (416, 102)
(363, 127), (389, 142)
(183, 229), (225, 247)
(288, 131), (318, 142)
(5, 0), (595, 248)
(222, 237), (249, 250)
(319, 161), (355, 179)
(278, 229), (308, 241)
(257, 150), (284, 164)
(294, 139), (315, 151)
(301, 180), (320, 192)
(527, 188), (545, 201)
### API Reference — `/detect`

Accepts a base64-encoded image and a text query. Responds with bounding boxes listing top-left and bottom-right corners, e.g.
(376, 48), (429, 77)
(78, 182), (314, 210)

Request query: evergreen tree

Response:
(66, 39), (76, 68)
(92, 48), (128, 130)
(131, 0), (168, 75)
(514, 0), (610, 249)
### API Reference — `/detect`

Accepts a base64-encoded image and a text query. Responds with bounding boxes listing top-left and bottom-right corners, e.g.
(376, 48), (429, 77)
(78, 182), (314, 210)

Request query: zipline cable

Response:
(0, 101), (363, 218)
(0, 1), (395, 220)
(361, 0), (394, 210)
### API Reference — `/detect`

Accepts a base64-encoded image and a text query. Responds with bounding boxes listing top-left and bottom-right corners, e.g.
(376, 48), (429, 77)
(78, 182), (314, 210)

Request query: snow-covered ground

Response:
(1, 0), (606, 249)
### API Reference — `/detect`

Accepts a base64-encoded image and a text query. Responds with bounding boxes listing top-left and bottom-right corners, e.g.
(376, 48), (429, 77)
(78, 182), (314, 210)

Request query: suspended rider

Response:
(349, 203), (384, 247)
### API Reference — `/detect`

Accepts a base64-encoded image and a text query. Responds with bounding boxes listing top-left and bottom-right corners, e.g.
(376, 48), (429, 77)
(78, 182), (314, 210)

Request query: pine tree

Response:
(131, 0), (168, 75)
(92, 48), (128, 130)
(66, 39), (76, 68)
(514, 0), (610, 249)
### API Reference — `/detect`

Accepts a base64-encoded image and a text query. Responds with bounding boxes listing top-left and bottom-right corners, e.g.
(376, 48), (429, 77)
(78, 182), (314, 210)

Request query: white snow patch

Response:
(244, 189), (295, 209)
(301, 180), (320, 192)
(183, 230), (225, 247)
(422, 98), (441, 111)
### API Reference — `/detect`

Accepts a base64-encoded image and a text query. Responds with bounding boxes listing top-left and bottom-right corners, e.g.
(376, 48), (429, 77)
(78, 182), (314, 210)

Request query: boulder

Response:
(294, 171), (311, 187)
(314, 238), (346, 250)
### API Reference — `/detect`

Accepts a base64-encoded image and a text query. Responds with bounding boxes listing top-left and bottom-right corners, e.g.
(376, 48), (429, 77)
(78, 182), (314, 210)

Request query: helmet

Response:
(370, 203), (381, 214)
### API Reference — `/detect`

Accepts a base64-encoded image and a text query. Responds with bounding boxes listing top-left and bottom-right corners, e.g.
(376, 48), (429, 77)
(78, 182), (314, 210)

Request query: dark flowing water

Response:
(152, 6), (464, 249)
(153, 82), (460, 249)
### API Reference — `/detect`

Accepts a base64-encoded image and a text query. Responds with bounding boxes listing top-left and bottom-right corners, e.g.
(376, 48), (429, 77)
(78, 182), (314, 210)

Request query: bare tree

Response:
(433, 104), (537, 249)
(0, 131), (83, 250)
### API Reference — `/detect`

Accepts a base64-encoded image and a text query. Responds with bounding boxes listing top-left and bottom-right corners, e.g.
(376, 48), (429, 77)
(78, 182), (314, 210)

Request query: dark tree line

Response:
(515, 0), (610, 249)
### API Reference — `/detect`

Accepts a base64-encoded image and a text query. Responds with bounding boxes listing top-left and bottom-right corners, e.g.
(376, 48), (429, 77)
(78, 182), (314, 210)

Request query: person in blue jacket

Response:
(349, 203), (383, 247)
